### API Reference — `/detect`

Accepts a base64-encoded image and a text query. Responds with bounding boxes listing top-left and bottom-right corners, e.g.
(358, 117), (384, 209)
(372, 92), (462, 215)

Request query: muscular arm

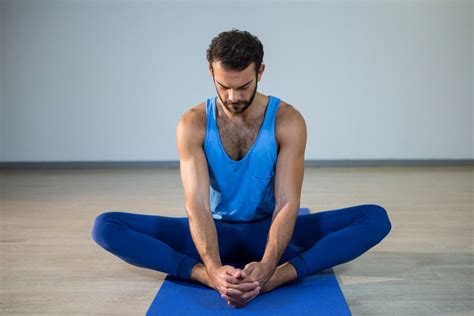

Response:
(261, 108), (307, 269)
(176, 110), (221, 271)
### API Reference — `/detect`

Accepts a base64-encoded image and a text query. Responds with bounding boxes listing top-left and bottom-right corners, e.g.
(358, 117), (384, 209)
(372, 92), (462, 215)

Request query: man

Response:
(91, 29), (392, 309)
(177, 29), (308, 306)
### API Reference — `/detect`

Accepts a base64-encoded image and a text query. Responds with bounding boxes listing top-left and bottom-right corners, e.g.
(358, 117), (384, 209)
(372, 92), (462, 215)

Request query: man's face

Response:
(210, 62), (264, 115)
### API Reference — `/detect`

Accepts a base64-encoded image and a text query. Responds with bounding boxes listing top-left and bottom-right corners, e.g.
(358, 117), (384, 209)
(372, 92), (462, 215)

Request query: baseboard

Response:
(0, 159), (472, 169)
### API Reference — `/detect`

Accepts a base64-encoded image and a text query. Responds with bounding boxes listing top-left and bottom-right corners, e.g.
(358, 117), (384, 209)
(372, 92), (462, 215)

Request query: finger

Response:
(217, 282), (232, 295)
(225, 269), (240, 278)
(217, 286), (228, 296)
(242, 286), (260, 301)
(240, 292), (258, 307)
(221, 293), (244, 306)
(226, 268), (240, 277)
(231, 282), (259, 292)
(222, 295), (246, 309)
(224, 283), (252, 292)
(228, 289), (258, 308)
(227, 302), (239, 308)
(223, 271), (255, 283)
(224, 279), (259, 292)
(224, 287), (256, 302)
(231, 268), (241, 276)
(242, 266), (253, 277)
(232, 296), (254, 308)
(225, 286), (258, 301)
(224, 287), (244, 298)
(221, 293), (232, 301)
(224, 274), (257, 285)
(233, 281), (260, 292)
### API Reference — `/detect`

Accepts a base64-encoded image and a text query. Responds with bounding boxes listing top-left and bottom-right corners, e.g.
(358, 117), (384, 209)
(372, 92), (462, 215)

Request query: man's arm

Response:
(177, 109), (262, 304)
(176, 110), (222, 271)
(260, 106), (307, 269)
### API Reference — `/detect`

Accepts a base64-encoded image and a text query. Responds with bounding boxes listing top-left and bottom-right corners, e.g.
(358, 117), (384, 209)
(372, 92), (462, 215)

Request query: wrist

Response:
(260, 259), (277, 272)
(205, 262), (222, 273)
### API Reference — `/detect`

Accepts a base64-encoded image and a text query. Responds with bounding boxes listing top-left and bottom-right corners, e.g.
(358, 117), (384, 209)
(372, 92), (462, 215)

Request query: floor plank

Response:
(1, 166), (472, 315)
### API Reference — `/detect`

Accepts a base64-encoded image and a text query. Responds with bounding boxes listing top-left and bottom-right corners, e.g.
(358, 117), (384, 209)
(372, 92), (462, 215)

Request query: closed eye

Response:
(217, 80), (252, 90)
(220, 85), (249, 91)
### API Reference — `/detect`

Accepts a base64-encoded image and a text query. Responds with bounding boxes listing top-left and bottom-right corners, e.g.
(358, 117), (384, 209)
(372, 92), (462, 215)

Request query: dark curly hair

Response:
(206, 29), (264, 73)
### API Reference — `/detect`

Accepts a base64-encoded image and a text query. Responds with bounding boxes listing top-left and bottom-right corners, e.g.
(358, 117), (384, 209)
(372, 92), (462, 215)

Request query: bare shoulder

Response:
(276, 100), (307, 147)
(276, 101), (304, 122)
(177, 102), (207, 146)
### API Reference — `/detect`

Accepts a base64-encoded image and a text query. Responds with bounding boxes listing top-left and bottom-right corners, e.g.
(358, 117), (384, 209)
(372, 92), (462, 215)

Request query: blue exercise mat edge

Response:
(146, 207), (352, 315)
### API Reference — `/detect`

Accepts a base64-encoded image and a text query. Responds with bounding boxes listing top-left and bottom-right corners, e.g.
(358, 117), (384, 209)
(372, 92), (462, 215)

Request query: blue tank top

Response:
(204, 95), (281, 222)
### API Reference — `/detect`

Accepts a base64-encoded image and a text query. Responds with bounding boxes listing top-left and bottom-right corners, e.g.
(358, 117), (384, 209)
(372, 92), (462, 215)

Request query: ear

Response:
(208, 64), (214, 76)
(257, 63), (265, 81)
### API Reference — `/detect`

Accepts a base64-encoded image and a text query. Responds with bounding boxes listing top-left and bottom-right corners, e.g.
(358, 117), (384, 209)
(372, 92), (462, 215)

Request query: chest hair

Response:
(216, 115), (263, 161)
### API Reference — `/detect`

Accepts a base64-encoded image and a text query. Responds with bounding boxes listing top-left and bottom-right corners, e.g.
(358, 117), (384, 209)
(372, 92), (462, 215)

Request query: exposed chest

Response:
(216, 116), (264, 161)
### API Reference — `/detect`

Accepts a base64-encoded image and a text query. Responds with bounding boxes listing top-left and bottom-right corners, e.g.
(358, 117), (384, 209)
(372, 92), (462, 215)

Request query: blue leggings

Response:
(91, 204), (391, 281)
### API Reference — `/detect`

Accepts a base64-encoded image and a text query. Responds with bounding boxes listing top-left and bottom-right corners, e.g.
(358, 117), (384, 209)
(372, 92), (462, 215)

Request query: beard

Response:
(215, 77), (258, 115)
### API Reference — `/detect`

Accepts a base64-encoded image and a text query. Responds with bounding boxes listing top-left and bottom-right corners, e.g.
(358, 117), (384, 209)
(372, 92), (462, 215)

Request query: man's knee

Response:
(364, 204), (392, 240)
(91, 211), (123, 251)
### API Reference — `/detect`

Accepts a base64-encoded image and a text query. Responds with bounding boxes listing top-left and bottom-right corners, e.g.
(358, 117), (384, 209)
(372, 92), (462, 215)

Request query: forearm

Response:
(261, 203), (300, 269)
(187, 206), (222, 270)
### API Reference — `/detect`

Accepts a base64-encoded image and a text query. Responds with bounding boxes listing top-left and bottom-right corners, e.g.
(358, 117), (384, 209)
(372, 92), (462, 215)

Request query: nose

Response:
(228, 89), (241, 103)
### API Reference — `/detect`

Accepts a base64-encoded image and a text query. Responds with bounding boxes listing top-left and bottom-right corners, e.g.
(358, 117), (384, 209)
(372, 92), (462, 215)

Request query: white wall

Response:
(0, 1), (4, 159)
(1, 0), (472, 162)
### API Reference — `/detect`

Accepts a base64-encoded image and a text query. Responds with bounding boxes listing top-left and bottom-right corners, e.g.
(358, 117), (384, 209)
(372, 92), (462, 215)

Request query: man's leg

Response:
(91, 211), (202, 279)
(259, 204), (392, 292)
(91, 211), (247, 282)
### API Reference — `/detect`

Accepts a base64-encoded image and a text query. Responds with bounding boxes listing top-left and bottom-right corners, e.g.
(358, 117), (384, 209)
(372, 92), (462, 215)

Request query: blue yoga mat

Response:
(147, 208), (352, 315)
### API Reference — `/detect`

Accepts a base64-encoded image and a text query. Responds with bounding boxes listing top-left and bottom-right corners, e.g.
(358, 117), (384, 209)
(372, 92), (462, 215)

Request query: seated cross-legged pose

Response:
(91, 29), (392, 309)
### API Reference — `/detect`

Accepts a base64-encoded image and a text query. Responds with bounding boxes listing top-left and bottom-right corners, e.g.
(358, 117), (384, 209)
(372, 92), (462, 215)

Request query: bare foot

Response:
(190, 263), (216, 289)
(260, 261), (298, 294)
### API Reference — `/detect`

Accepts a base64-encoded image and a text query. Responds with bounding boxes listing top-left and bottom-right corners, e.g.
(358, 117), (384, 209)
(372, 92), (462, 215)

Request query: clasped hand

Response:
(207, 261), (275, 308)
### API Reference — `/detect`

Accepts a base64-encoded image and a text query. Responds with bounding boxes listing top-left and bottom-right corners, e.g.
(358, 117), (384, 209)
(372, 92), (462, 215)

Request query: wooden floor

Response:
(1, 166), (472, 315)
